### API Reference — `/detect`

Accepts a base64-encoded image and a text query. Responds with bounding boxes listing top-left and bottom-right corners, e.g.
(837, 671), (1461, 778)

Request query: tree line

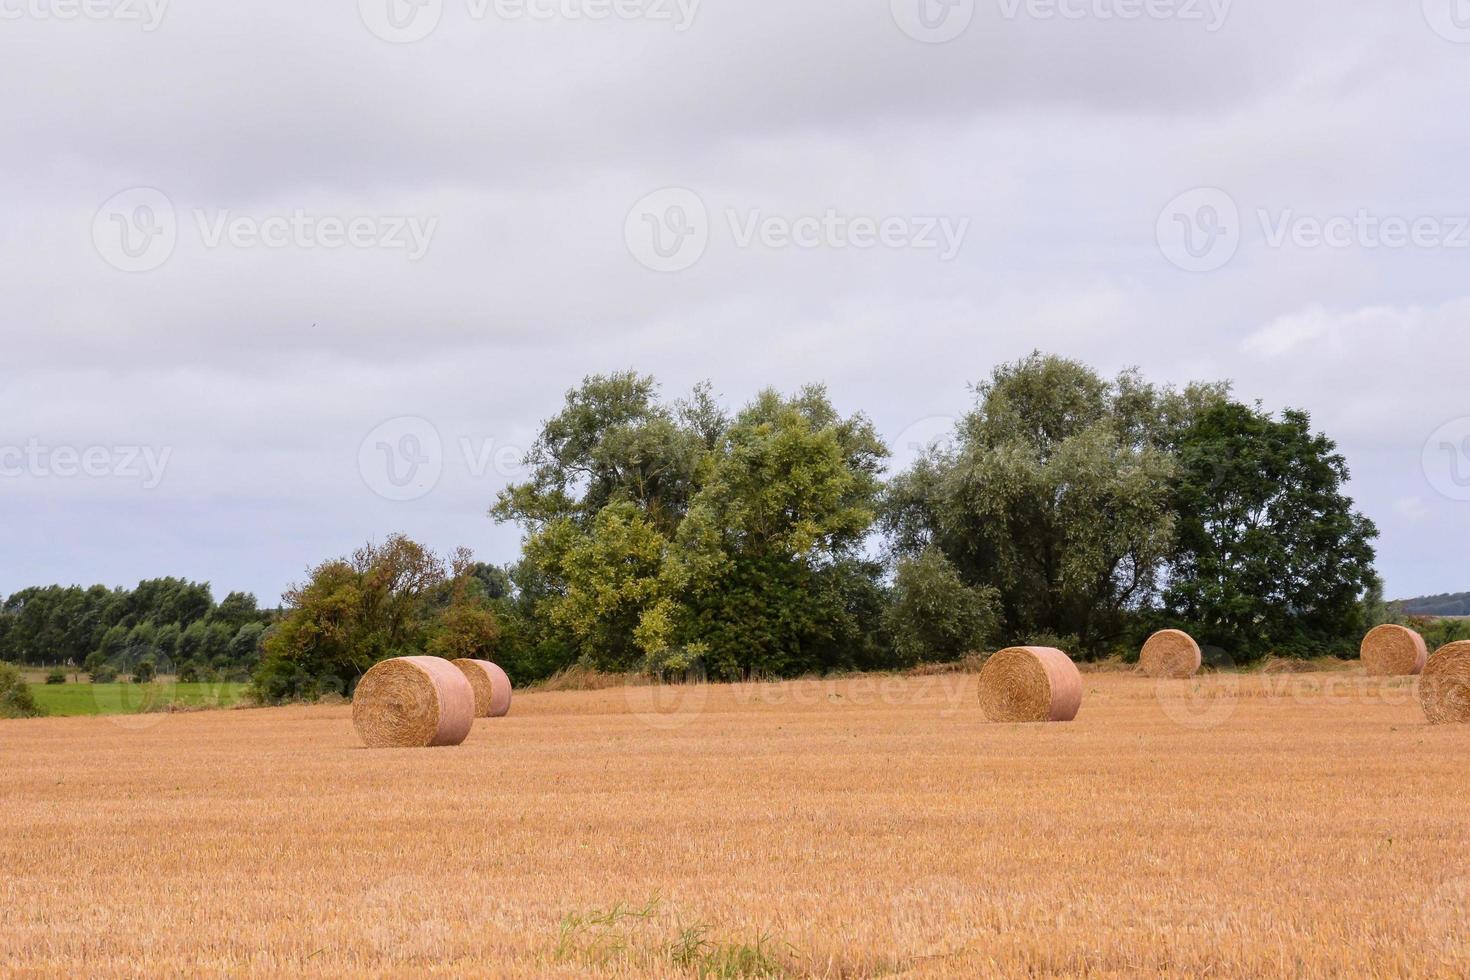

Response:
(248, 353), (1388, 701)
(0, 578), (273, 683)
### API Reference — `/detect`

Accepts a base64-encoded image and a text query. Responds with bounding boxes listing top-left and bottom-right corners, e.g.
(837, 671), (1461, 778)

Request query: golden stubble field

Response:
(2, 671), (1467, 978)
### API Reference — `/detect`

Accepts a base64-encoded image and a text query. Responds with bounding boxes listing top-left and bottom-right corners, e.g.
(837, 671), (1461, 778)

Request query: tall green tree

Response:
(885, 353), (1219, 655)
(253, 535), (451, 702)
(1164, 402), (1378, 660)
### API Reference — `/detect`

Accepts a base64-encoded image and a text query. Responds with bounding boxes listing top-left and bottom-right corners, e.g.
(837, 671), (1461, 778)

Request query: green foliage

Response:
(252, 537), (513, 702)
(132, 658), (157, 684)
(0, 662), (45, 718)
(0, 576), (273, 675)
(496, 378), (890, 680)
(887, 548), (1000, 665)
(1165, 402), (1379, 661)
(45, 668), (67, 685)
(885, 353), (1200, 655)
(89, 663), (119, 684)
(527, 502), (674, 671)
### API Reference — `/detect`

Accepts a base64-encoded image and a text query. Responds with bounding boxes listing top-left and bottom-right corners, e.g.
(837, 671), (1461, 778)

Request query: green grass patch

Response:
(28, 681), (249, 717)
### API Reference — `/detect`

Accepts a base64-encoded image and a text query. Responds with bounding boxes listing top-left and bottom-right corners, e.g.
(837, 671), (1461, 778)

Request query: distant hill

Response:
(1396, 592), (1470, 618)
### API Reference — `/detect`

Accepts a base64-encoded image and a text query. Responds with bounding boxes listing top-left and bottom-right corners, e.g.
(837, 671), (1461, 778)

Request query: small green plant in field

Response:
(555, 896), (796, 978)
(555, 895), (662, 964)
(46, 668), (67, 685)
(0, 662), (45, 718)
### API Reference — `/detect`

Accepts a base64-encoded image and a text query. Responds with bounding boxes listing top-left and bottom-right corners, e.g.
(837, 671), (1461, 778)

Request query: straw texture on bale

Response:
(1419, 641), (1470, 725)
(977, 646), (1083, 723)
(1359, 624), (1428, 677)
(352, 656), (475, 748)
(1139, 629), (1203, 679)
(452, 659), (513, 718)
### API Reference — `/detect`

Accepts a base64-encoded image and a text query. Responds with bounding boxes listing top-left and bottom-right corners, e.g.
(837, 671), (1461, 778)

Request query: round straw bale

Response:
(1139, 629), (1202, 679)
(1360, 624), (1428, 677)
(452, 659), (513, 718)
(352, 656), (475, 748)
(1419, 641), (1470, 725)
(977, 646), (1083, 723)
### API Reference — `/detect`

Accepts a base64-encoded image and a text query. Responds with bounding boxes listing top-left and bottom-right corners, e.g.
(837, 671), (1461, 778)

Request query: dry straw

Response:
(1419, 641), (1470, 725)
(977, 646), (1083, 723)
(1139, 629), (1202, 679)
(352, 656), (475, 748)
(452, 659), (513, 718)
(1359, 624), (1428, 677)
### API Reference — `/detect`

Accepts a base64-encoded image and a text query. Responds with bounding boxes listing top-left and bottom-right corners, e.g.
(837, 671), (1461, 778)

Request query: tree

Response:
(669, 387), (889, 678)
(884, 354), (1203, 655)
(1163, 402), (1379, 660)
(214, 591), (261, 630)
(252, 535), (469, 702)
(0, 662), (44, 718)
(526, 502), (675, 672)
(887, 548), (1001, 665)
(492, 372), (718, 536)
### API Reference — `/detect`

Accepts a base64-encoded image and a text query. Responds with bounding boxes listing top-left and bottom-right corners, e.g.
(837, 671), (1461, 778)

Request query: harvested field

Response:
(3, 671), (1468, 977)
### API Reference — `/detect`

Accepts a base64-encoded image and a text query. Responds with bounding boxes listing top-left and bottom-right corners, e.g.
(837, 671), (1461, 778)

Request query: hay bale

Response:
(452, 659), (513, 718)
(1360, 624), (1428, 677)
(977, 646), (1083, 723)
(352, 656), (475, 748)
(1139, 629), (1202, 679)
(1419, 641), (1470, 725)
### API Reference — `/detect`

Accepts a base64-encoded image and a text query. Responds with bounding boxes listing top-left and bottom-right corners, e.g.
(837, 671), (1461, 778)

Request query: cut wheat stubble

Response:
(1360, 624), (1429, 677)
(452, 659), (513, 718)
(977, 646), (1083, 723)
(1139, 629), (1203, 679)
(352, 656), (476, 748)
(1419, 641), (1470, 725)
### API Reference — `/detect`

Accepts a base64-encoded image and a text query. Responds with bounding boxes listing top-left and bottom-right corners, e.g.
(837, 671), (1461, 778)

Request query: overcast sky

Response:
(3, 0), (1468, 604)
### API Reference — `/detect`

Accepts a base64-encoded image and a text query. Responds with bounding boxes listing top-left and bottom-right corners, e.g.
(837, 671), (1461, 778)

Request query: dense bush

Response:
(0, 662), (44, 719)
(45, 668), (66, 685)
